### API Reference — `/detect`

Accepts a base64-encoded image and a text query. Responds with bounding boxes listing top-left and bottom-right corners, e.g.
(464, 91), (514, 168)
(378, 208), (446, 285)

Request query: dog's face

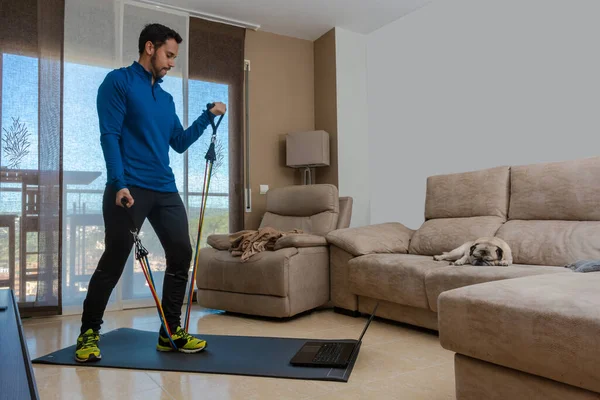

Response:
(469, 242), (504, 266)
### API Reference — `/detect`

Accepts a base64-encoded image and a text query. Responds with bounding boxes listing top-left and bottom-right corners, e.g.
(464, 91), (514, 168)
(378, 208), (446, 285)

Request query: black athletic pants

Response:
(80, 185), (193, 335)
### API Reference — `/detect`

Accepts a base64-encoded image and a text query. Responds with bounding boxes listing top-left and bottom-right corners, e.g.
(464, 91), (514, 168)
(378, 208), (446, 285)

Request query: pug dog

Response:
(433, 237), (513, 266)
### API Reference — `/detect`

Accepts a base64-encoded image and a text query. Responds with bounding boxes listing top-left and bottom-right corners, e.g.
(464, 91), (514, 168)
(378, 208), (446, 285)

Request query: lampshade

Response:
(286, 130), (330, 167)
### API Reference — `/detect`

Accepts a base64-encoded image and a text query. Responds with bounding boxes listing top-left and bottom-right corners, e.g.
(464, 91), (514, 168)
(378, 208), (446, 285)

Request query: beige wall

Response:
(313, 28), (338, 187)
(243, 30), (315, 229)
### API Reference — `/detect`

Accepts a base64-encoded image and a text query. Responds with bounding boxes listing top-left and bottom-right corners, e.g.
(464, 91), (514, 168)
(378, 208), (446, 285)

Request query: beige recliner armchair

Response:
(195, 184), (353, 318)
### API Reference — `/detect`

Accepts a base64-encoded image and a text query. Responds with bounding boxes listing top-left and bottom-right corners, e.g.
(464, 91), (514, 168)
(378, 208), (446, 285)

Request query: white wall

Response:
(335, 27), (370, 227)
(366, 0), (600, 230)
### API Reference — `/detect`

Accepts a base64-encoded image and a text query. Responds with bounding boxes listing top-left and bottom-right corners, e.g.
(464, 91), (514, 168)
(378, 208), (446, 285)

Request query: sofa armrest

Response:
(325, 222), (415, 256)
(274, 234), (328, 250)
(206, 234), (231, 250)
(207, 230), (255, 250)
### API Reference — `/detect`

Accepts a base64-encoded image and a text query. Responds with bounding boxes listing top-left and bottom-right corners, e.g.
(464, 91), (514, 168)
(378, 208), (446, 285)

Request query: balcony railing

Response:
(0, 183), (229, 304)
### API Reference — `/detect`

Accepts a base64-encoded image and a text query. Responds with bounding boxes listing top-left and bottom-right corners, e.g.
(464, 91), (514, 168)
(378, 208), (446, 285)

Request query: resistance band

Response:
(120, 103), (224, 348)
(184, 103), (224, 332)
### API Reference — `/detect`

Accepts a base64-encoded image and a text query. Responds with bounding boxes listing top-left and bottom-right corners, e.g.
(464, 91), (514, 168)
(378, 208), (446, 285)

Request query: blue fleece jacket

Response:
(97, 61), (212, 193)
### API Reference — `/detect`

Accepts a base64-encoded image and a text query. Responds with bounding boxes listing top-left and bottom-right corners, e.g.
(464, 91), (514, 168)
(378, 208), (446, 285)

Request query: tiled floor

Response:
(23, 306), (456, 399)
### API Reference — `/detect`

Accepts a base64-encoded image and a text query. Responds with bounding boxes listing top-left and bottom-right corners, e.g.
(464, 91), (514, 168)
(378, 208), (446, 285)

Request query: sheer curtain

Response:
(62, 0), (120, 313)
(0, 0), (64, 316)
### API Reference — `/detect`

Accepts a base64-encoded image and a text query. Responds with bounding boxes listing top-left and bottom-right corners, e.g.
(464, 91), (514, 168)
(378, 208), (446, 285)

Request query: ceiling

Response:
(152, 0), (434, 41)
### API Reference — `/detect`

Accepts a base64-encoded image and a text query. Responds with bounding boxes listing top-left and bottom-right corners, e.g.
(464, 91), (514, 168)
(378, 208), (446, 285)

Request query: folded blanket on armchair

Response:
(229, 227), (303, 262)
(564, 259), (600, 273)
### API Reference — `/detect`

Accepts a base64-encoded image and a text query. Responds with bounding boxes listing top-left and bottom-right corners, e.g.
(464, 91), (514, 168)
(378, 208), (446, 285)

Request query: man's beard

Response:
(150, 54), (166, 79)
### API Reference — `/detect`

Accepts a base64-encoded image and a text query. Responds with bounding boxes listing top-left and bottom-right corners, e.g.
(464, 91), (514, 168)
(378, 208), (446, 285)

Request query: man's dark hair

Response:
(138, 23), (182, 54)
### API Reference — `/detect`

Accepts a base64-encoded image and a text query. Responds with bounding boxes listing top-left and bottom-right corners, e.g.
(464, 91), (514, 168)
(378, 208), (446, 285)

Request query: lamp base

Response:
(293, 166), (318, 185)
(302, 167), (312, 185)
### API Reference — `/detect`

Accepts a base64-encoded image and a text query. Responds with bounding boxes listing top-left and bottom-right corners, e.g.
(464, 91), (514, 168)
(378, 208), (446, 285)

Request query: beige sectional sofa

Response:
(326, 156), (600, 398)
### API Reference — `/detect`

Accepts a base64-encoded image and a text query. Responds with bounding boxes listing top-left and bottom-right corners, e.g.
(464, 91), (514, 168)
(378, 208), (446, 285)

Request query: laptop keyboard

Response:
(312, 343), (344, 363)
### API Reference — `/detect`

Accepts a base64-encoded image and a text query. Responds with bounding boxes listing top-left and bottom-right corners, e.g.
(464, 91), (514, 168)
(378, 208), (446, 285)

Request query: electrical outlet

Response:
(260, 184), (269, 194)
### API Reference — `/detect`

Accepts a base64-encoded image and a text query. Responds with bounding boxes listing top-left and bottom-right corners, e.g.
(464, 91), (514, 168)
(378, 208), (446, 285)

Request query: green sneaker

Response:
(156, 326), (207, 353)
(75, 329), (101, 363)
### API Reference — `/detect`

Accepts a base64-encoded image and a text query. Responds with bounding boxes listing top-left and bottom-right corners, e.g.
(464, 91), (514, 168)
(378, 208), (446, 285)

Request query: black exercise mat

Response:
(32, 328), (359, 382)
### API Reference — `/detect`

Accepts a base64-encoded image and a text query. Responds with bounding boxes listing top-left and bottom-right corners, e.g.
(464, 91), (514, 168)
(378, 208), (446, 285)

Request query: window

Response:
(60, 0), (234, 312)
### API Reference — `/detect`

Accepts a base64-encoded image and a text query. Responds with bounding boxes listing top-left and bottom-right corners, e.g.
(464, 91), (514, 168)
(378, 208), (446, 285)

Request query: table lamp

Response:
(286, 130), (330, 185)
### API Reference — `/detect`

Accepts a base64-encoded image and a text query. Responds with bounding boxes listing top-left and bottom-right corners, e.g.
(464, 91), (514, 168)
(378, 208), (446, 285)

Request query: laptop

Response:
(289, 302), (379, 368)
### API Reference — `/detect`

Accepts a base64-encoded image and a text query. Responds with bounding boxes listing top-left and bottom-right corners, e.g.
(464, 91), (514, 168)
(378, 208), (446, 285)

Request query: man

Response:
(75, 23), (226, 362)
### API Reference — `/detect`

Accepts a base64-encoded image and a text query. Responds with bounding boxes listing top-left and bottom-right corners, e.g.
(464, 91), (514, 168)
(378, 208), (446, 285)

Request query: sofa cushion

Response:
(348, 254), (445, 309)
(274, 234), (328, 249)
(408, 216), (504, 256)
(425, 166), (510, 220)
(438, 272), (600, 394)
(496, 220), (600, 266)
(508, 156), (600, 221)
(259, 184), (339, 235)
(326, 222), (415, 257)
(196, 247), (299, 297)
(425, 264), (567, 312)
(260, 213), (338, 236)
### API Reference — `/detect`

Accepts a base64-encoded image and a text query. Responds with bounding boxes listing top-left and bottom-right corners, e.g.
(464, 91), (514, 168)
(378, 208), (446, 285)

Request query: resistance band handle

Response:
(205, 103), (225, 131)
(204, 102), (225, 163)
(120, 197), (148, 258)
(121, 197), (136, 227)
(121, 197), (133, 224)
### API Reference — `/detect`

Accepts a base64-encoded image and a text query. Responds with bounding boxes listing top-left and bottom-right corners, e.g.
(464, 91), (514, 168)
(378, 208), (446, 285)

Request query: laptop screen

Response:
(356, 302), (379, 344)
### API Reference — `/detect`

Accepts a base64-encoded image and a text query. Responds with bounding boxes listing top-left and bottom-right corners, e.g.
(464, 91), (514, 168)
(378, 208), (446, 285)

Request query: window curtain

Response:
(0, 0), (64, 316)
(188, 18), (246, 234)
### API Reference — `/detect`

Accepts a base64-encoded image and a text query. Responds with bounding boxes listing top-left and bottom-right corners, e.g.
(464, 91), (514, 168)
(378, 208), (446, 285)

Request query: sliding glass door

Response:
(61, 0), (233, 314)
